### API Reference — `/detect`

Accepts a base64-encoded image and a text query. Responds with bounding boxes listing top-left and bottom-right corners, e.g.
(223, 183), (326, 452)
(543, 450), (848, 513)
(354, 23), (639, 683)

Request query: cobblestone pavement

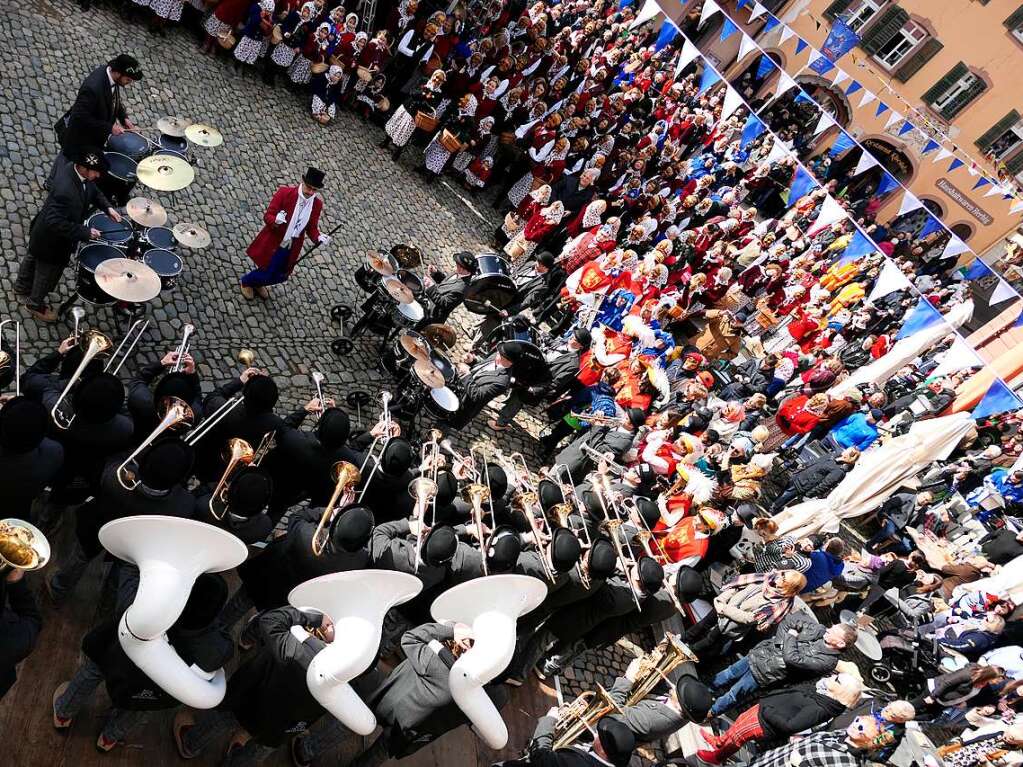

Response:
(1, 2), (642, 765)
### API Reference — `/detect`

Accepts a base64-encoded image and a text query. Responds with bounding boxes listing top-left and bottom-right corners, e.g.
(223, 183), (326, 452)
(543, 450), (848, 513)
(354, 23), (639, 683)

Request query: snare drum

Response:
(158, 134), (190, 159)
(76, 243), (123, 304)
(106, 131), (152, 162)
(396, 269), (424, 299)
(463, 253), (518, 314)
(382, 330), (430, 375)
(87, 212), (133, 245)
(143, 248), (183, 290)
(141, 226), (176, 250)
(98, 152), (139, 206)
(389, 299), (425, 329)
(425, 386), (460, 417)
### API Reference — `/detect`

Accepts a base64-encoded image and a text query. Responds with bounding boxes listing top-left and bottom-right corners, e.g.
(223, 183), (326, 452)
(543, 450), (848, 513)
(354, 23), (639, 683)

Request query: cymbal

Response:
(95, 258), (163, 302)
(185, 123), (223, 148)
(381, 276), (414, 305)
(172, 222), (212, 248)
(157, 116), (192, 137)
(413, 359), (445, 390)
(366, 250), (397, 276)
(136, 154), (195, 192)
(399, 331), (431, 360)
(421, 323), (457, 350)
(125, 197), (168, 227)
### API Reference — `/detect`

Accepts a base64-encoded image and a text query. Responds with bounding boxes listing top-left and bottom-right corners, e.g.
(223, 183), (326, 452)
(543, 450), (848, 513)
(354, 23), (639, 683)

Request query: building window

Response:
(989, 123), (1023, 160)
(923, 62), (988, 120)
(1005, 5), (1023, 43)
(847, 0), (884, 31)
(874, 20), (927, 70)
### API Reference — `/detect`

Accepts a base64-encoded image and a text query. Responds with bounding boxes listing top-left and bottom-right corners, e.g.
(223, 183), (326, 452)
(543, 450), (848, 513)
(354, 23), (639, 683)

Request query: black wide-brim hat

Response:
(74, 146), (109, 173)
(303, 166), (326, 188)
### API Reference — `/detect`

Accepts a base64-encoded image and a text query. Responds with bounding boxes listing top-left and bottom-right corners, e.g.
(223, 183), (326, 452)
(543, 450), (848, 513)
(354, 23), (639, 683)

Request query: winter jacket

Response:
(747, 613), (842, 687)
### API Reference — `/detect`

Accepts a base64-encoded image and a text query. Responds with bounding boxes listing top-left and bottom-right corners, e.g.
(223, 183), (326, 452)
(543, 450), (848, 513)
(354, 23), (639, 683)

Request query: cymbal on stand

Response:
(185, 123), (224, 148)
(137, 155), (195, 192)
(172, 222), (212, 248)
(157, 116), (193, 137)
(126, 197), (168, 227)
(95, 258), (163, 302)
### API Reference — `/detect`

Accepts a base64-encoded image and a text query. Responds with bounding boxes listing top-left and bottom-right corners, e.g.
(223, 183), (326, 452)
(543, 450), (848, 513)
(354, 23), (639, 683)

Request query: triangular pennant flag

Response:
(720, 18), (739, 41)
(809, 194), (848, 233)
(919, 214), (945, 239)
(964, 258), (992, 280)
(884, 110), (903, 131)
(985, 184), (1006, 198)
(921, 139), (940, 155)
(786, 166), (818, 206)
(629, 0), (662, 28)
(899, 191), (924, 217)
(941, 236), (968, 262)
(858, 89), (877, 109)
(973, 177), (992, 191)
(755, 53), (777, 79)
(654, 19), (680, 50)
(968, 163), (980, 177)
(794, 91), (816, 106)
(765, 138), (788, 165)
(949, 158), (965, 172)
(972, 378), (1023, 420)
(933, 336), (984, 377)
(1011, 200), (1023, 214)
(737, 32), (760, 62)
(806, 48), (822, 67)
(898, 121), (915, 137)
(991, 278), (1018, 305)
(828, 130), (857, 157)
(933, 147), (954, 164)
(721, 86), (745, 120)
(867, 259), (913, 302)
(795, 37), (809, 54)
(698, 0), (721, 29)
(775, 71), (798, 98)
(764, 16), (780, 33)
(832, 70), (849, 88)
(875, 101), (889, 117)
(749, 1), (768, 20)
(674, 38), (701, 76)
(812, 112), (836, 137)
(740, 114), (767, 149)
(699, 66), (722, 94)
(838, 229), (876, 264)
(845, 80), (862, 97)
(895, 296), (945, 340)
(779, 24), (796, 44)
(876, 171), (900, 197)
(853, 149), (881, 176)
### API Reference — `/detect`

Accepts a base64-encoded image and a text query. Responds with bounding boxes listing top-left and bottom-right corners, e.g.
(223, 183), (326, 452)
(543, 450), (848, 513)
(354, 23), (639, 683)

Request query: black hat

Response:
(154, 371), (199, 405)
(596, 718), (635, 767)
(550, 528), (582, 573)
(454, 251), (477, 272)
(0, 360), (14, 391)
(174, 573), (228, 632)
(572, 326), (592, 347)
(435, 470), (458, 506)
(632, 496), (660, 529)
(637, 555), (664, 595)
(316, 407), (351, 450)
(588, 536), (617, 579)
(138, 439), (195, 491)
(496, 340), (525, 363)
(536, 251), (555, 269)
(303, 166), (326, 188)
(72, 372), (124, 424)
(537, 478), (564, 512)
(329, 505), (374, 553)
(242, 375), (279, 413)
(485, 525), (521, 572)
(626, 407), (646, 428)
(59, 346), (100, 380)
(484, 464), (508, 499)
(109, 53), (143, 80)
(382, 438), (414, 475)
(580, 489), (603, 518)
(225, 467), (273, 518)
(675, 677), (713, 723)
(675, 566), (703, 604)
(73, 146), (110, 173)
(0, 397), (47, 453)
(423, 525), (457, 567)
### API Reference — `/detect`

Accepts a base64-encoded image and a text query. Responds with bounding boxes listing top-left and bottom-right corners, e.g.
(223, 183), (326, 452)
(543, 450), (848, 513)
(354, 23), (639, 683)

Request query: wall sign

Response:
(936, 177), (994, 226)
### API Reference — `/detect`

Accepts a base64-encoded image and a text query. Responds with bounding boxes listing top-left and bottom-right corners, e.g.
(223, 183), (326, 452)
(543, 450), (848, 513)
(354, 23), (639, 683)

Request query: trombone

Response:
(356, 392), (393, 502)
(549, 462), (593, 589)
(439, 438), (478, 481)
(311, 460), (363, 555)
(580, 443), (626, 476)
(116, 396), (195, 490)
(619, 496), (686, 616)
(104, 319), (150, 376)
(0, 320), (22, 398)
(591, 470), (642, 610)
(461, 440), (498, 575)
(184, 354), (268, 445)
(408, 429), (442, 570)
(506, 451), (557, 582)
(208, 431), (276, 520)
(51, 329), (114, 429)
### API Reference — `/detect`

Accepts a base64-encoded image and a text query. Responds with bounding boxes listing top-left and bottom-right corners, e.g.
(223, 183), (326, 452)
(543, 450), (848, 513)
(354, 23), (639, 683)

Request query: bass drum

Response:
(98, 152), (138, 207)
(76, 243), (123, 304)
(463, 253), (517, 315)
(106, 131), (151, 162)
(143, 248), (183, 290)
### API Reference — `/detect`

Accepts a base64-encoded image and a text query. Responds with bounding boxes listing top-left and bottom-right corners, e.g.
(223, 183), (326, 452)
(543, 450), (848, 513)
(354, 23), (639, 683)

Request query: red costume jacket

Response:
(246, 185), (323, 275)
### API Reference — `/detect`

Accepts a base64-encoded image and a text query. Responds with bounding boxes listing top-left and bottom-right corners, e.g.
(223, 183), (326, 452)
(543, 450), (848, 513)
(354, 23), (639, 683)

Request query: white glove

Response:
(318, 233), (331, 246)
(274, 210), (287, 225)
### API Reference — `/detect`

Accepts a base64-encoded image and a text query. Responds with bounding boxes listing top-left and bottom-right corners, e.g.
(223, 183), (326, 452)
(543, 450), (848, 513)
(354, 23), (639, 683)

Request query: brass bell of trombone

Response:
(311, 460), (363, 556)
(238, 349), (257, 366)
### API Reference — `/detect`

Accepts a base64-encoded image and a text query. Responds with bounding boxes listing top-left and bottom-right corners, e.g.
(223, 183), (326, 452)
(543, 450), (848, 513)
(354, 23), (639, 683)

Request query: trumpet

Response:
(69, 306), (86, 344)
(0, 319), (22, 398)
(311, 371), (327, 420)
(0, 519), (50, 572)
(51, 330), (114, 429)
(117, 396), (195, 490)
(356, 392), (393, 503)
(208, 431), (276, 520)
(580, 443), (626, 476)
(169, 323), (195, 373)
(312, 461), (363, 555)
(570, 411), (628, 427)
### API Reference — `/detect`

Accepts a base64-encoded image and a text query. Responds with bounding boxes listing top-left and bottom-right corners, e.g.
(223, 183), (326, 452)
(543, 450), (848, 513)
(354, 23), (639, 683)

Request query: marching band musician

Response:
(0, 563), (41, 701)
(512, 711), (636, 767)
(0, 397), (64, 519)
(350, 436), (418, 522)
(126, 349), (203, 432)
(475, 252), (562, 346)
(607, 664), (714, 745)
(447, 341), (521, 429)
(421, 251), (478, 325)
(194, 465), (275, 545)
(555, 407), (646, 484)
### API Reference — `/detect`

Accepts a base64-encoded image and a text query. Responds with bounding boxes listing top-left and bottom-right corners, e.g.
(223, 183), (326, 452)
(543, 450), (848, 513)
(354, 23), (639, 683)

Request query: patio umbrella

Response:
(772, 412), (976, 539)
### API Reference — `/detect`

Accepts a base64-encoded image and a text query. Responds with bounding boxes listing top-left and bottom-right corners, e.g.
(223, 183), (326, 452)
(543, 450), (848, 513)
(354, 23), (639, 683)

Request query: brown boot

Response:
(27, 304), (57, 322)
(255, 286), (270, 299)
(240, 284), (255, 300)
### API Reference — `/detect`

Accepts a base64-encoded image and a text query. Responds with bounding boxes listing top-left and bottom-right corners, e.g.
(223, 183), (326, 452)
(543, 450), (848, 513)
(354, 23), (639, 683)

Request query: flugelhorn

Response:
(51, 329), (113, 429)
(311, 371), (327, 420)
(312, 461), (363, 555)
(117, 396), (195, 490)
(580, 443), (626, 476)
(0, 519), (50, 572)
(208, 431), (276, 520)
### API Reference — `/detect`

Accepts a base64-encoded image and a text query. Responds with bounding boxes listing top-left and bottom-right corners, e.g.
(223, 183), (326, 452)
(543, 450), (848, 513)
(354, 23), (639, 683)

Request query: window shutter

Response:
(922, 61), (969, 104)
(939, 75), (987, 120)
(823, 0), (854, 20)
(893, 37), (943, 83)
(1005, 5), (1023, 29)
(861, 6), (910, 55)
(976, 110), (1021, 151)
(1006, 150), (1023, 175)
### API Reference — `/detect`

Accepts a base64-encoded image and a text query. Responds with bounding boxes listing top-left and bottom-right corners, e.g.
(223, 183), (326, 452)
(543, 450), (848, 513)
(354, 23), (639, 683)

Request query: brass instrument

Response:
(69, 306), (86, 344)
(580, 443), (626, 476)
(207, 431), (276, 520)
(409, 429), (443, 570)
(238, 349), (257, 366)
(117, 396), (196, 490)
(183, 394), (244, 445)
(550, 462), (594, 589)
(0, 519), (50, 572)
(104, 319), (150, 376)
(569, 411), (627, 427)
(439, 438), (478, 481)
(591, 472), (642, 610)
(51, 329), (114, 429)
(311, 371), (327, 420)
(0, 319), (22, 398)
(311, 461), (363, 555)
(169, 323), (195, 372)
(624, 633), (698, 707)
(462, 481), (492, 575)
(551, 684), (624, 750)
(511, 492), (557, 582)
(356, 392), (393, 503)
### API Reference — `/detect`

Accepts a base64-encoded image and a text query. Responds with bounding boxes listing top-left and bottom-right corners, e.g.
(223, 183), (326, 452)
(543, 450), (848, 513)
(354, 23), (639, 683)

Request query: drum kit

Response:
(386, 329), (463, 425)
(100, 116), (222, 204)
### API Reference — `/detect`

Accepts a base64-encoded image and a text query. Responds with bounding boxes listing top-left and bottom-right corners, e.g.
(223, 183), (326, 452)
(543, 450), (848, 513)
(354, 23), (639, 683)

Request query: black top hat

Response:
(572, 326), (592, 347)
(435, 470), (458, 506)
(174, 573), (228, 631)
(154, 371), (200, 405)
(550, 528), (582, 573)
(485, 525), (521, 572)
(632, 496), (660, 529)
(138, 439), (195, 491)
(675, 677), (713, 723)
(109, 54), (143, 79)
(316, 408), (351, 449)
(496, 340), (525, 363)
(381, 438), (414, 475)
(588, 536), (617, 579)
(74, 146), (109, 173)
(596, 718), (635, 767)
(423, 525), (457, 567)
(483, 464), (508, 498)
(303, 167), (326, 188)
(636, 555), (664, 595)
(0, 397), (47, 453)
(537, 478), (564, 512)
(675, 566), (703, 604)
(242, 375), (279, 413)
(329, 505), (374, 553)
(72, 372), (124, 423)
(225, 467), (273, 518)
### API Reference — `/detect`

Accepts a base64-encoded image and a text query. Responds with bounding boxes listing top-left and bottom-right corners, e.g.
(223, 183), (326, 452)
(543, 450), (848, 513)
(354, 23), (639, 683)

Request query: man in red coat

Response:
(240, 167), (330, 299)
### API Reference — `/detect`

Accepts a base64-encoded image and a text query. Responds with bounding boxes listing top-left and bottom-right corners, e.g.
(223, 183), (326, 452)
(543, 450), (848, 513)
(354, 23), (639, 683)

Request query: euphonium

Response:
(0, 519), (50, 572)
(625, 633), (698, 707)
(312, 461), (362, 555)
(208, 438), (256, 520)
(552, 684), (624, 750)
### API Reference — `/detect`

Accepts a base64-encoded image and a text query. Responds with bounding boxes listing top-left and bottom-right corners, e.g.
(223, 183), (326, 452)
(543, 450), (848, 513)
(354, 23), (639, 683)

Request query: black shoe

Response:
(378, 137), (390, 149)
(391, 146), (403, 161)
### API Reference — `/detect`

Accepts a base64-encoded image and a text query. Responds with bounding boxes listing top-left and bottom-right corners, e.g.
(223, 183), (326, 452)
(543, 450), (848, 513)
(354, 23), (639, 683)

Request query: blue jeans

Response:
(241, 245), (291, 288)
(710, 656), (760, 716)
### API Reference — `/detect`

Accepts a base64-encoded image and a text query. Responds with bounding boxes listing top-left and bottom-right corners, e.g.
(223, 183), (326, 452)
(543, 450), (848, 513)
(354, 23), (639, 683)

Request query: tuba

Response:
(552, 684), (624, 750)
(311, 461), (363, 555)
(99, 516), (248, 708)
(117, 397), (195, 490)
(289, 571), (422, 735)
(0, 519), (50, 572)
(430, 574), (548, 749)
(624, 633), (698, 707)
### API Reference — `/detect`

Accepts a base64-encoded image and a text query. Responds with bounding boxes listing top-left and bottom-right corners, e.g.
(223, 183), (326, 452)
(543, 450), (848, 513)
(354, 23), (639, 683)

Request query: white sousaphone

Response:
(430, 574), (548, 749)
(288, 569), (423, 735)
(99, 515), (248, 709)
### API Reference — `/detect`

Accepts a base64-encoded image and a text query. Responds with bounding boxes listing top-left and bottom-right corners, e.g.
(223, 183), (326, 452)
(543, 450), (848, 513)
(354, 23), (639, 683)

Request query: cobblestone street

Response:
(0, 2), (637, 765)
